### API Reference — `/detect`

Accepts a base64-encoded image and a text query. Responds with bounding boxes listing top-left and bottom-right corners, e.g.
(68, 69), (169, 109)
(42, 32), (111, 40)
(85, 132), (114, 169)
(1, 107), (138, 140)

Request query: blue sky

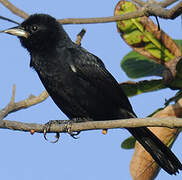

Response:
(0, 0), (182, 180)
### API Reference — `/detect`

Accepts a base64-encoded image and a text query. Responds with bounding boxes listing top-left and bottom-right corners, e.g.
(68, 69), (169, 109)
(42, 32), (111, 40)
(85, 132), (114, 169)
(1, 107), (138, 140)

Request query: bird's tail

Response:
(127, 127), (182, 175)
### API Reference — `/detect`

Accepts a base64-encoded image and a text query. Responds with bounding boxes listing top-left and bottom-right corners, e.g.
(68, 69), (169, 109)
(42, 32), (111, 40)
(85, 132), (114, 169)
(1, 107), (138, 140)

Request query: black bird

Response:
(2, 14), (182, 175)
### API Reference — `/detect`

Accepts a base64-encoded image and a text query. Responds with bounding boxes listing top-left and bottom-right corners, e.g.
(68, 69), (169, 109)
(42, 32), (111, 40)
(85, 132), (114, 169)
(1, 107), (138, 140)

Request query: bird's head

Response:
(3, 14), (62, 53)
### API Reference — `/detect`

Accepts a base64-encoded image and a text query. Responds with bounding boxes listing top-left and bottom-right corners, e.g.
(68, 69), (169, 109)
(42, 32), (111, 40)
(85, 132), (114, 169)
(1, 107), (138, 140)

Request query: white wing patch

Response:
(70, 64), (77, 73)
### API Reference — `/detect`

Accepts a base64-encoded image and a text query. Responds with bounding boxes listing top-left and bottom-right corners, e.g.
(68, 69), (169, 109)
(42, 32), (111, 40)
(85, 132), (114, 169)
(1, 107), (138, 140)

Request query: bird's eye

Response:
(31, 25), (38, 32)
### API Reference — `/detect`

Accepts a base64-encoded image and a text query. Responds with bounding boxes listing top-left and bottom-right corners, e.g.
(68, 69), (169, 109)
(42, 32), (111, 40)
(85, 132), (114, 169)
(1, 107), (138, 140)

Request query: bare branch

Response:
(1, 0), (182, 25)
(132, 0), (146, 6)
(168, 0), (182, 19)
(57, 10), (146, 24)
(0, 87), (49, 120)
(3, 91), (182, 135)
(75, 28), (86, 45)
(147, 0), (182, 19)
(9, 84), (16, 105)
(0, 0), (29, 19)
(1, 117), (182, 134)
(159, 0), (179, 8)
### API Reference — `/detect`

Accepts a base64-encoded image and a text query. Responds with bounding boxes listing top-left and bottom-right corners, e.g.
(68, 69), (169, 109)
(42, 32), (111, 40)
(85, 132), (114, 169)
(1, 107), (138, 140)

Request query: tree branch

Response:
(0, 0), (182, 24)
(75, 28), (86, 46)
(2, 87), (182, 135)
(1, 86), (182, 135)
(1, 117), (182, 134)
(159, 0), (179, 8)
(57, 10), (146, 24)
(0, 85), (49, 120)
(0, 0), (29, 19)
(132, 0), (146, 7)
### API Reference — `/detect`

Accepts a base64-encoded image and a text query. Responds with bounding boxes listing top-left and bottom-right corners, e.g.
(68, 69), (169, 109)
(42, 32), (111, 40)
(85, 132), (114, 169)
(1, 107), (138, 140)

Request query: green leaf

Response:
(121, 51), (167, 79)
(115, 1), (180, 63)
(121, 136), (136, 149)
(121, 79), (166, 97)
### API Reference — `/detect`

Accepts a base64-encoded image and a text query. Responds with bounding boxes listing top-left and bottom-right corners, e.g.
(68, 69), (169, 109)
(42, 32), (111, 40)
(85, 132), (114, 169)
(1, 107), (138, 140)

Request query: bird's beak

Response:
(2, 26), (29, 38)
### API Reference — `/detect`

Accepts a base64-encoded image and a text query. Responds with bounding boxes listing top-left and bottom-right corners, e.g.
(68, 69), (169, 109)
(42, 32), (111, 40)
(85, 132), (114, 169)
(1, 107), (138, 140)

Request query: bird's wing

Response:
(67, 46), (135, 116)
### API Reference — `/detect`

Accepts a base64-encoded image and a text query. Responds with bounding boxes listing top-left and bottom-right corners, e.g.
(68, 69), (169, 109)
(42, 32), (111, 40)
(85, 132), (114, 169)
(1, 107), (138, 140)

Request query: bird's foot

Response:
(66, 118), (87, 139)
(65, 117), (92, 138)
(43, 120), (70, 143)
(43, 118), (88, 142)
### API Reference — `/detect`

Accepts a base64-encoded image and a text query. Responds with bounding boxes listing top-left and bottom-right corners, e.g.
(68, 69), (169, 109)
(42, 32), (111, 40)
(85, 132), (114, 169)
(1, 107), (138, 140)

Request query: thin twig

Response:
(159, 0), (179, 8)
(0, 87), (49, 120)
(168, 0), (182, 19)
(132, 0), (146, 6)
(9, 84), (16, 105)
(0, 0), (29, 19)
(75, 28), (86, 45)
(1, 91), (182, 135)
(1, 0), (182, 25)
(57, 10), (146, 24)
(0, 15), (20, 24)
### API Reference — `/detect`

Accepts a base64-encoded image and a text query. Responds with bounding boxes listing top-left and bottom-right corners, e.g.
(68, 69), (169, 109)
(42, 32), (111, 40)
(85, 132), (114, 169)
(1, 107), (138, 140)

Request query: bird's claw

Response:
(66, 117), (92, 138)
(66, 119), (80, 139)
(43, 119), (81, 141)
(43, 120), (60, 143)
(68, 130), (80, 139)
